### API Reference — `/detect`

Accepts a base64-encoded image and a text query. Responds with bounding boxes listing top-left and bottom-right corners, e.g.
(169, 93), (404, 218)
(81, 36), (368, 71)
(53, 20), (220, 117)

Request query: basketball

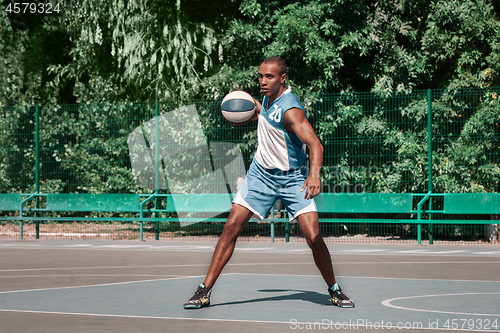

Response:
(221, 90), (256, 125)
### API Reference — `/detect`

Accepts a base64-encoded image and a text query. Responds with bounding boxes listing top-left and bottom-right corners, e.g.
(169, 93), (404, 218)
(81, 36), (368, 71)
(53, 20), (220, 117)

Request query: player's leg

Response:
(206, 161), (277, 286)
(277, 168), (336, 285)
(204, 203), (254, 287)
(296, 212), (355, 308)
(296, 211), (336, 287)
(279, 165), (355, 308)
(183, 203), (253, 309)
(184, 161), (277, 309)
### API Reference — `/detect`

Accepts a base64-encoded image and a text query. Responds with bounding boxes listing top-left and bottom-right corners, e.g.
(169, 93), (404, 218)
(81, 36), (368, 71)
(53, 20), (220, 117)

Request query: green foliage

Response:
(38, 103), (148, 194)
(422, 0), (500, 89)
(313, 88), (500, 194)
(0, 106), (36, 193)
(0, 88), (499, 197)
(0, 7), (27, 106)
(3, 0), (500, 101)
(47, 0), (225, 102)
(1, 1), (73, 106)
(203, 0), (500, 97)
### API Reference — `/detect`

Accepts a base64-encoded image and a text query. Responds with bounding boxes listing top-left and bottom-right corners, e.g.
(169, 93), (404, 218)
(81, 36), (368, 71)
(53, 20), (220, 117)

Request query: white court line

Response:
(235, 247), (275, 251)
(0, 262), (316, 273)
(424, 250), (468, 254)
(2, 261), (500, 273)
(382, 292), (500, 317)
(4, 243), (500, 258)
(99, 245), (153, 248)
(392, 250), (432, 253)
(0, 308), (293, 325)
(0, 274), (185, 278)
(145, 245), (214, 248)
(98, 245), (215, 249)
(228, 273), (500, 282)
(0, 274), (206, 295)
(3, 273), (499, 295)
(337, 249), (388, 253)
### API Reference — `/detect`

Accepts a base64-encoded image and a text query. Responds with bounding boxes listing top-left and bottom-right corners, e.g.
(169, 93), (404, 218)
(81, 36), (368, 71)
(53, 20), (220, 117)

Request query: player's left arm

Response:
(284, 108), (324, 199)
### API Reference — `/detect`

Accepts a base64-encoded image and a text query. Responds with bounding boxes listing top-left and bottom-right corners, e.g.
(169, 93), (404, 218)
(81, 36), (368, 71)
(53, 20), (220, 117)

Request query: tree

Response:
(1, 0), (73, 106)
(202, 0), (500, 97)
(48, 0), (233, 103)
(0, 4), (28, 106)
(421, 0), (500, 89)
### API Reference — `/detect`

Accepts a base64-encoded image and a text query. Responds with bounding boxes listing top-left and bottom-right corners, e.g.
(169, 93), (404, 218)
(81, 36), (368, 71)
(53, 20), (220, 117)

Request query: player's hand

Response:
(253, 98), (262, 113)
(301, 175), (321, 200)
(248, 98), (261, 121)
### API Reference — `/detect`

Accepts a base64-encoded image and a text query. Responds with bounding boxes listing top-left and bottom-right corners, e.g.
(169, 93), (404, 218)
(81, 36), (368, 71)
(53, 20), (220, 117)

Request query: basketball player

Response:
(183, 57), (354, 309)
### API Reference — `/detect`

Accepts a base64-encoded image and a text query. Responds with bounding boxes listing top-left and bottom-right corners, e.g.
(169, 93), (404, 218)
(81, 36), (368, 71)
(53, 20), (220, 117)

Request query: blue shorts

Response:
(233, 160), (317, 221)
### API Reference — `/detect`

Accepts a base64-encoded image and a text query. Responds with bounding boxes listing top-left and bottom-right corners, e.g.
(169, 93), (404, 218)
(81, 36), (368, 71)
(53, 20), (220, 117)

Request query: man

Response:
(183, 57), (354, 309)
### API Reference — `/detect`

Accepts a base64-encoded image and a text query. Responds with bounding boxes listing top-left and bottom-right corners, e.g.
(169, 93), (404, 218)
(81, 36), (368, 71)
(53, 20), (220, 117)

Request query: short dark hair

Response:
(263, 57), (287, 76)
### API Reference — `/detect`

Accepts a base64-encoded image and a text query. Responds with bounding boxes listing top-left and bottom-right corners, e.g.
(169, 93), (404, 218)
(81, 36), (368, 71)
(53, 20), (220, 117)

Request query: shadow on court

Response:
(212, 289), (331, 307)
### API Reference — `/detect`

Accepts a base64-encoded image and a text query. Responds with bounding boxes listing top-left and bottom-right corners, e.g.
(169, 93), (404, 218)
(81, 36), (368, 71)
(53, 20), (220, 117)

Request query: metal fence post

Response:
(270, 205), (275, 242)
(155, 101), (160, 240)
(427, 90), (433, 245)
(285, 220), (290, 242)
(35, 105), (40, 239)
(140, 221), (144, 242)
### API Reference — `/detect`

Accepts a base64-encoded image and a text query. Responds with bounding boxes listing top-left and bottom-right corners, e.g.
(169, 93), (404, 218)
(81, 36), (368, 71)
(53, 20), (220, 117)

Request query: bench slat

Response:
(46, 194), (140, 212)
(0, 194), (23, 211)
(444, 193), (500, 214)
(165, 194), (232, 213)
(314, 193), (413, 213)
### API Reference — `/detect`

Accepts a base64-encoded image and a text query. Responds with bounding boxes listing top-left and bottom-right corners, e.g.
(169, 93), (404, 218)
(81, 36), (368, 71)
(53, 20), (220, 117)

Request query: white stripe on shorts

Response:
(233, 191), (264, 220)
(290, 200), (316, 223)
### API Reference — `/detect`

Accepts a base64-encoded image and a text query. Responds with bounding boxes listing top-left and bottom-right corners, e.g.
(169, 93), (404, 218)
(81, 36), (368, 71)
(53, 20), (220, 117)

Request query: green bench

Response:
(46, 194), (140, 212)
(2, 194), (143, 240)
(147, 193), (415, 242)
(284, 193), (498, 243)
(4, 192), (415, 241)
(443, 193), (500, 242)
(412, 193), (500, 244)
(4, 193), (234, 241)
(443, 193), (500, 215)
(279, 193), (416, 242)
(160, 194), (233, 213)
(2, 192), (499, 243)
(315, 193), (413, 215)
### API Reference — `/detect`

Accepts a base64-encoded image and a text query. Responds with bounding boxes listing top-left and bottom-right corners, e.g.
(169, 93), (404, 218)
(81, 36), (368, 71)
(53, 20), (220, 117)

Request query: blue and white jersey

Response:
(254, 87), (308, 171)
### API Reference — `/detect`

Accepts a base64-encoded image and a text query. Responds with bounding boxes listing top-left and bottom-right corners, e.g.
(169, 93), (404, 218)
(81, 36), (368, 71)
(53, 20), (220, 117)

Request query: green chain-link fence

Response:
(1, 88), (499, 243)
